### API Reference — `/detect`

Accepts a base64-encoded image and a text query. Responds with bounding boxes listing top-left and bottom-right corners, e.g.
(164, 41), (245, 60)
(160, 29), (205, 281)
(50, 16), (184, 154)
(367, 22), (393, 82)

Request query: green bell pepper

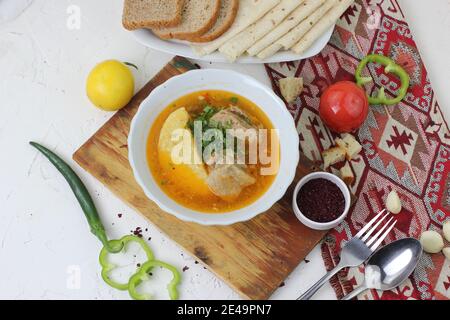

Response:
(355, 54), (410, 105)
(128, 260), (181, 300)
(99, 235), (154, 290)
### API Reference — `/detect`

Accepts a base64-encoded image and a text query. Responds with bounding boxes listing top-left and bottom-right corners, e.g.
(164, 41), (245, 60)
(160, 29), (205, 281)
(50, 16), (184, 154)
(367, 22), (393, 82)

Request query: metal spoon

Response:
(342, 238), (422, 300)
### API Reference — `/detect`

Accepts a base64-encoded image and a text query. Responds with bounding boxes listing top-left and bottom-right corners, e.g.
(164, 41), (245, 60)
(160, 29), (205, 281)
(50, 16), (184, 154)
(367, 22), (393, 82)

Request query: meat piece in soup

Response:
(146, 90), (278, 213)
(206, 164), (256, 201)
(210, 107), (259, 142)
(210, 107), (254, 131)
(204, 107), (257, 200)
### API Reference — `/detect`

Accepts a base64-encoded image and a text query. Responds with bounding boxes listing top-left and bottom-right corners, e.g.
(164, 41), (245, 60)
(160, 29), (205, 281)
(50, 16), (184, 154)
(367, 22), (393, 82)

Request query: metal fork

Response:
(297, 209), (397, 300)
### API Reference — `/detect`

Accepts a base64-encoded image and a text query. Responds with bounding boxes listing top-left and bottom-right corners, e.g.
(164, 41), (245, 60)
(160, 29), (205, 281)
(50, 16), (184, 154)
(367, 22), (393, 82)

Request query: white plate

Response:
(128, 69), (299, 225)
(131, 26), (335, 64)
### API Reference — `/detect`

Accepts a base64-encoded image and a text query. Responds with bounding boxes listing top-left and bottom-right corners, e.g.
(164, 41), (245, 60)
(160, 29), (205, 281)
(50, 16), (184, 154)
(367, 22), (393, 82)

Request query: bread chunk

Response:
(279, 77), (303, 103)
(340, 162), (354, 185)
(335, 134), (362, 160)
(322, 146), (346, 169)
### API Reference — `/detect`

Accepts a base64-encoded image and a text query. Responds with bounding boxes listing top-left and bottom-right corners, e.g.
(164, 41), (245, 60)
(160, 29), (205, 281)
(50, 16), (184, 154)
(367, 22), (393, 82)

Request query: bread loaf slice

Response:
(153, 0), (221, 41)
(122, 0), (185, 30)
(190, 0), (239, 43)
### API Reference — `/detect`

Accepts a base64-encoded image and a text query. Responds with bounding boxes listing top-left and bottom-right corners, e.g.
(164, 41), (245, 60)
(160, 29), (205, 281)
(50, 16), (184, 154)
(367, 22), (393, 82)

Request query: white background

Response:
(0, 0), (449, 300)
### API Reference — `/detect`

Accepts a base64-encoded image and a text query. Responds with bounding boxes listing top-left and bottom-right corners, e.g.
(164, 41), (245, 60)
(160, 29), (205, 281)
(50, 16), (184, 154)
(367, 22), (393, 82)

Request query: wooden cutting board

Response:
(73, 56), (326, 300)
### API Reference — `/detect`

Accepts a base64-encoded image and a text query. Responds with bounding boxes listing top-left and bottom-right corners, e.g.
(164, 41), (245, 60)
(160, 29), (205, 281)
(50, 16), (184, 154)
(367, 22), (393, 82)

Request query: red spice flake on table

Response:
(131, 227), (143, 238)
(296, 178), (345, 223)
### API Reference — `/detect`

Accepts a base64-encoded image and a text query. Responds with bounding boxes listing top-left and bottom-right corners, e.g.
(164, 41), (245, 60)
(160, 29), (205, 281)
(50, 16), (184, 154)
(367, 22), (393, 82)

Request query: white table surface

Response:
(1, 0), (449, 300)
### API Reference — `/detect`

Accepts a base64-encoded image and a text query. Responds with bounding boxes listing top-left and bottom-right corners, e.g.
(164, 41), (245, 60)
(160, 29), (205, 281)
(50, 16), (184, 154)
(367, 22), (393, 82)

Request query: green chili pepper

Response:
(99, 235), (154, 290)
(128, 260), (181, 300)
(30, 141), (181, 297)
(29, 142), (122, 253)
(355, 54), (410, 105)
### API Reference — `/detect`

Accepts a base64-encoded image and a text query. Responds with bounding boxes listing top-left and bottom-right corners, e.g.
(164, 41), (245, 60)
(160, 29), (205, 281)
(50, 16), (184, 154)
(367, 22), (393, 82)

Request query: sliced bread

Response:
(190, 0), (239, 43)
(152, 0), (221, 41)
(122, 0), (185, 30)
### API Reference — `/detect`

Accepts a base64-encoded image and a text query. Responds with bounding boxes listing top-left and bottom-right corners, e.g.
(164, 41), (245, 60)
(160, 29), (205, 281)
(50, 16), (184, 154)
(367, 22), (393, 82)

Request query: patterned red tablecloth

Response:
(266, 0), (450, 300)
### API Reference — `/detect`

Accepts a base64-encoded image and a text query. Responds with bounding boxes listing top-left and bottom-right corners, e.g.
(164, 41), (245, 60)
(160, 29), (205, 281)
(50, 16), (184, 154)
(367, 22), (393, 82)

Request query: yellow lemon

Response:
(86, 60), (135, 111)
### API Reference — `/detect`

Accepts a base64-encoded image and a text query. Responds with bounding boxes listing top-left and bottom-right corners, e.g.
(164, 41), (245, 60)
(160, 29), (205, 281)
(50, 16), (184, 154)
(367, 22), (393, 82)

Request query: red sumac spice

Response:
(296, 178), (345, 223)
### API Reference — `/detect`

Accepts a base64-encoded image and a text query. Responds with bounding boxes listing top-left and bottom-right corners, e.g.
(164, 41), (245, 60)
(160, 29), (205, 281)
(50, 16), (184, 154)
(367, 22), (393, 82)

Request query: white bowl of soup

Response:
(128, 69), (299, 225)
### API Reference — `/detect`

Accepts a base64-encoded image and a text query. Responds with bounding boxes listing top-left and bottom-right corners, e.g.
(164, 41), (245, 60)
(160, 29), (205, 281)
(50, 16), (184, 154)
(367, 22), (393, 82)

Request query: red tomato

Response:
(319, 81), (369, 133)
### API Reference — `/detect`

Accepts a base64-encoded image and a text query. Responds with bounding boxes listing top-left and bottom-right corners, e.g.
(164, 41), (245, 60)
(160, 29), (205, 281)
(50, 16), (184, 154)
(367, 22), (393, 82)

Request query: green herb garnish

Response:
(230, 97), (239, 104)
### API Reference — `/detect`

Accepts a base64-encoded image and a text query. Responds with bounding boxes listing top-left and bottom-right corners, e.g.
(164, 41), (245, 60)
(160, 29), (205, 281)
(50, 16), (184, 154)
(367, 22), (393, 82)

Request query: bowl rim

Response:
(292, 172), (351, 230)
(128, 69), (299, 225)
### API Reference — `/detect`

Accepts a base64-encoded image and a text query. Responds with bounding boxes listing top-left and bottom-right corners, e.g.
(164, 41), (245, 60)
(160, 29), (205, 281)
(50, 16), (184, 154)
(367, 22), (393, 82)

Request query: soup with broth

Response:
(147, 90), (279, 213)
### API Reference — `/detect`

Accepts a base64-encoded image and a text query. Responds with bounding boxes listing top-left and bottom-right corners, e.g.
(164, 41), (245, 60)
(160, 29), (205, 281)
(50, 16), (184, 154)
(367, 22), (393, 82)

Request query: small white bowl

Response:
(292, 172), (351, 231)
(128, 69), (299, 225)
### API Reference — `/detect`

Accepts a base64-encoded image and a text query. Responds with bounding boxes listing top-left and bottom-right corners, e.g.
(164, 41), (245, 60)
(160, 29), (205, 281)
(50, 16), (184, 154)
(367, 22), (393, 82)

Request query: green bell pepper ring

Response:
(99, 235), (154, 290)
(128, 260), (181, 300)
(29, 142), (122, 254)
(355, 54), (410, 105)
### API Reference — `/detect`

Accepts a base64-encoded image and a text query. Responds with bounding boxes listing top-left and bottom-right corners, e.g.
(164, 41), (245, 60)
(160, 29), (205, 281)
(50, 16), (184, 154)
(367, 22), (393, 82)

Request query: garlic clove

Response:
(443, 221), (450, 242)
(386, 190), (402, 214)
(443, 248), (450, 260)
(420, 230), (444, 254)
